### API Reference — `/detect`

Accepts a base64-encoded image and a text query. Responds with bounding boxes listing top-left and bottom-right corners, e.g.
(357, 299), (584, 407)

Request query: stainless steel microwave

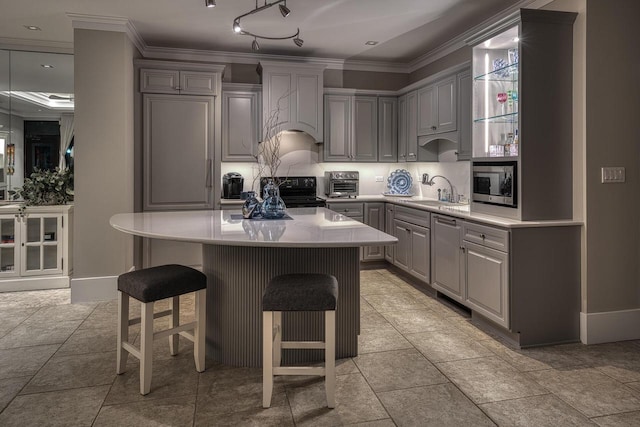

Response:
(472, 161), (517, 208)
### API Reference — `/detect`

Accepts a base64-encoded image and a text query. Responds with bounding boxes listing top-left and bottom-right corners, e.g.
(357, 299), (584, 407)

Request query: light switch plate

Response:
(375, 176), (384, 182)
(601, 167), (625, 183)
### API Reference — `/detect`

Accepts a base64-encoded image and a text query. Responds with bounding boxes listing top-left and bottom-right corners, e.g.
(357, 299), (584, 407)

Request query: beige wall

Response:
(325, 69), (408, 90)
(584, 0), (640, 312)
(73, 29), (139, 279)
(408, 46), (472, 84)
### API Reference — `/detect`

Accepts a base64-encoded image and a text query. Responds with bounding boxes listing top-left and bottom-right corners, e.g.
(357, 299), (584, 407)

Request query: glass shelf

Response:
(474, 63), (519, 82)
(474, 112), (519, 124)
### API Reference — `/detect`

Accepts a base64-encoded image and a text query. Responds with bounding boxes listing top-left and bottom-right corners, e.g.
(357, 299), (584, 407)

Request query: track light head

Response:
(252, 38), (260, 51)
(279, 3), (290, 17)
(293, 37), (304, 47)
(205, 0), (216, 7)
(233, 20), (242, 33)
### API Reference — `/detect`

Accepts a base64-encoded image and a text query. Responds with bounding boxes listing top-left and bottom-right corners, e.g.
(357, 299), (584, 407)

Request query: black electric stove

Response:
(260, 176), (326, 208)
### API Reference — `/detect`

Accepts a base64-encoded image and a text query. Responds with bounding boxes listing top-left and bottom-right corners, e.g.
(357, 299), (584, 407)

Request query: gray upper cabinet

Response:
(258, 61), (324, 141)
(222, 85), (261, 162)
(141, 69), (218, 96)
(378, 97), (397, 162)
(324, 95), (377, 162)
(398, 91), (418, 162)
(456, 70), (472, 161)
(143, 94), (214, 210)
(417, 76), (456, 136)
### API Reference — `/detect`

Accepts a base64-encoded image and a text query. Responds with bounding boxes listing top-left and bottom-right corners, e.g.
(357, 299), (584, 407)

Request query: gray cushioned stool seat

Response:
(118, 264), (206, 303)
(263, 273), (338, 312)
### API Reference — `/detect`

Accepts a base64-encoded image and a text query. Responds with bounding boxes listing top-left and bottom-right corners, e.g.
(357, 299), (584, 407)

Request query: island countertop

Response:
(110, 207), (397, 248)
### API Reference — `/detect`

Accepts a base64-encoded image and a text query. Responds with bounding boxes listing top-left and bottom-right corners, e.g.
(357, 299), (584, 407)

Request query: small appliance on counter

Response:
(324, 171), (359, 198)
(222, 172), (244, 199)
(259, 176), (326, 207)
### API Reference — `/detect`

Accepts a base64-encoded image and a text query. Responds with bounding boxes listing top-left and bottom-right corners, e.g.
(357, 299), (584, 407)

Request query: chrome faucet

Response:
(422, 174), (455, 202)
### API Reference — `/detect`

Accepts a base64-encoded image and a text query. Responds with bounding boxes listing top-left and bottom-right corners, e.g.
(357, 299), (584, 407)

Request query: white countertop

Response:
(110, 207), (397, 248)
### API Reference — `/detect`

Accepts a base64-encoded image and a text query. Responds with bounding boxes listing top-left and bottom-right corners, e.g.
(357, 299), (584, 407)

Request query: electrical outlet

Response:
(601, 167), (625, 183)
(375, 176), (384, 182)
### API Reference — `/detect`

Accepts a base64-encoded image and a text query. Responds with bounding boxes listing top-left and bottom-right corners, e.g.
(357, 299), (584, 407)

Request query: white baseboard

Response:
(580, 309), (640, 344)
(71, 276), (118, 303)
(0, 276), (70, 293)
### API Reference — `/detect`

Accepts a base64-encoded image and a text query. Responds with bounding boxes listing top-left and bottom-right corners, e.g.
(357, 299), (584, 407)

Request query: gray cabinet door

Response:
(417, 85), (436, 136)
(464, 240), (509, 328)
(352, 96), (378, 162)
(431, 214), (464, 302)
(143, 94), (214, 211)
(385, 204), (394, 262)
(222, 90), (260, 161)
(406, 91), (418, 161)
(435, 76), (457, 133)
(363, 202), (385, 261)
(393, 219), (411, 272)
(140, 69), (180, 94)
(180, 71), (218, 96)
(410, 224), (430, 282)
(323, 95), (352, 161)
(456, 70), (472, 161)
(294, 72), (323, 140)
(378, 97), (397, 162)
(397, 95), (407, 162)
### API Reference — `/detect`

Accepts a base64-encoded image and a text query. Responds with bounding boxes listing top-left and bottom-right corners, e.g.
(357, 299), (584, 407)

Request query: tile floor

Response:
(1, 269), (640, 426)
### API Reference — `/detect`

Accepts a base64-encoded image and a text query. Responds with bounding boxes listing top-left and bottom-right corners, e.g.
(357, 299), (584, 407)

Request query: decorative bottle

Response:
(241, 191), (262, 219)
(260, 179), (287, 219)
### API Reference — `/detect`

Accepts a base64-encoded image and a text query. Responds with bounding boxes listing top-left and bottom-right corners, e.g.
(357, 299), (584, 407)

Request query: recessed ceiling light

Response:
(41, 64), (54, 69)
(513, 36), (520, 42)
(365, 41), (379, 46)
(484, 40), (491, 47)
(205, 0), (216, 7)
(24, 25), (41, 31)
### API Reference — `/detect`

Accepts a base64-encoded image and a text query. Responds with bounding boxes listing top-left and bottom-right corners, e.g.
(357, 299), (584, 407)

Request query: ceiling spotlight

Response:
(41, 64), (54, 69)
(279, 2), (290, 17)
(365, 41), (379, 46)
(233, 19), (242, 33)
(293, 37), (303, 47)
(205, 0), (216, 7)
(252, 38), (260, 51)
(24, 25), (41, 31)
(513, 36), (520, 42)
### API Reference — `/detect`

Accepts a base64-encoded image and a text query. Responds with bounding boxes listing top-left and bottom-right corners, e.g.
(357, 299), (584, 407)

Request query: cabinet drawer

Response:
(463, 222), (509, 252)
(327, 202), (364, 217)
(394, 205), (430, 228)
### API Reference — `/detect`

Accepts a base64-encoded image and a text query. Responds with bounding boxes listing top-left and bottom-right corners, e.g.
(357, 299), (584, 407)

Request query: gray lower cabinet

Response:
(378, 97), (397, 162)
(393, 220), (411, 271)
(363, 203), (385, 261)
(384, 204), (394, 262)
(391, 206), (430, 283)
(430, 214), (464, 303)
(221, 85), (261, 161)
(409, 223), (430, 282)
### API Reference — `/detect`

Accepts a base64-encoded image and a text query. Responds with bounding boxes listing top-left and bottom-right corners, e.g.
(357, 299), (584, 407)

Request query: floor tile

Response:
(94, 395), (196, 427)
(57, 326), (118, 356)
(0, 376), (30, 412)
(592, 411), (640, 426)
(0, 344), (59, 379)
(360, 310), (395, 331)
(344, 420), (396, 427)
(360, 297), (375, 313)
(480, 338), (584, 372)
(406, 329), (493, 362)
(446, 317), (493, 340)
(362, 292), (427, 313)
(0, 307), (38, 339)
(287, 372), (389, 426)
(0, 385), (109, 427)
(0, 288), (70, 309)
(437, 356), (547, 404)
(25, 303), (96, 324)
(360, 278), (403, 296)
(354, 348), (448, 392)
(480, 394), (596, 426)
(358, 327), (413, 354)
(566, 342), (640, 383)
(0, 319), (82, 349)
(22, 351), (116, 394)
(195, 404), (294, 426)
(378, 383), (495, 426)
(529, 367), (640, 417)
(380, 308), (446, 334)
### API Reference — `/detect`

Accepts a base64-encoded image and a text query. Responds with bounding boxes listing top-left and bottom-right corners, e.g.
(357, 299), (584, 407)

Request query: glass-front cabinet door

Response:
(21, 213), (63, 276)
(472, 25), (519, 159)
(0, 215), (19, 277)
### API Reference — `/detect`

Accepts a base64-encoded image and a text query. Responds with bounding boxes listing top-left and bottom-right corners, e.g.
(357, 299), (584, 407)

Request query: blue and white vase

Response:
(260, 179), (286, 219)
(241, 191), (262, 219)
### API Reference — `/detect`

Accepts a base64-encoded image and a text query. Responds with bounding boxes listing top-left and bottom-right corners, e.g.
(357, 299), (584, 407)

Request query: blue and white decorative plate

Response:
(387, 169), (413, 195)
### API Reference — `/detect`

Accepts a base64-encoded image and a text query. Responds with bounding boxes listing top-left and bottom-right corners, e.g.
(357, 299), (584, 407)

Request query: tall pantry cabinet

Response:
(136, 60), (224, 269)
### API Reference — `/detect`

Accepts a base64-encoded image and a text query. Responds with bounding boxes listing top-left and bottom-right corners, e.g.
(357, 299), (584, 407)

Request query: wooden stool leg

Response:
(140, 301), (154, 395)
(263, 311), (274, 408)
(169, 296), (180, 356)
(116, 291), (129, 375)
(325, 310), (336, 408)
(194, 289), (206, 372)
(273, 311), (282, 367)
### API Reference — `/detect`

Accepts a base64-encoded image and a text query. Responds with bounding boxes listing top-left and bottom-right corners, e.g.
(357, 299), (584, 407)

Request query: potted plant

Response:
(10, 167), (74, 206)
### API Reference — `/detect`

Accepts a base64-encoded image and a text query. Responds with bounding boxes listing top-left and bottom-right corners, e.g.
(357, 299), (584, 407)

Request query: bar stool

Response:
(262, 273), (338, 408)
(116, 264), (207, 395)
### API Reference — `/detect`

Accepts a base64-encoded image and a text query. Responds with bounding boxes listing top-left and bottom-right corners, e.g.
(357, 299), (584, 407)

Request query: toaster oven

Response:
(324, 171), (359, 198)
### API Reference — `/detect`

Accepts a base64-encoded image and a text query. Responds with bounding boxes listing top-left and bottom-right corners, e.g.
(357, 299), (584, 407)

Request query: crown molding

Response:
(67, 13), (146, 54)
(0, 37), (73, 54)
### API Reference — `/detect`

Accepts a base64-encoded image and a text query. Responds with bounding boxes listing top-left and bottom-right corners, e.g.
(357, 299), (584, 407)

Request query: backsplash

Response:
(220, 132), (470, 200)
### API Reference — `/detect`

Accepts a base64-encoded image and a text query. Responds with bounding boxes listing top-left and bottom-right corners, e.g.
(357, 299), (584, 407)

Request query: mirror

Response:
(0, 50), (74, 201)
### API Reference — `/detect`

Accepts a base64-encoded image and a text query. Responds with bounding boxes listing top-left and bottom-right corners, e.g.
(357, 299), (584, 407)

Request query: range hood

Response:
(258, 61), (325, 143)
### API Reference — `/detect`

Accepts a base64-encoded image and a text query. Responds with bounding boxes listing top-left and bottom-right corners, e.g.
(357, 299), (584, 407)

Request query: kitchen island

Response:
(110, 207), (397, 367)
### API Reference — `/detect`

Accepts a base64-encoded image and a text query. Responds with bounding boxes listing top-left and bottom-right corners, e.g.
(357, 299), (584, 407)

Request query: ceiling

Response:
(0, 0), (529, 64)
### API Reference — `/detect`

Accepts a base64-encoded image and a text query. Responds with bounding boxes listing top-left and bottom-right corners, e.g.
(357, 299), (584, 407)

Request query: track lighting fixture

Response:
(205, 0), (216, 7)
(231, 0), (304, 50)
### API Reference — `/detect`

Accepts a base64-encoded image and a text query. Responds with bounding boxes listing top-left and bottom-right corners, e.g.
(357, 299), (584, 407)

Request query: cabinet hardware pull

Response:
(437, 216), (457, 226)
(408, 152), (415, 157)
(205, 159), (212, 188)
(480, 234), (486, 239)
(460, 246), (466, 253)
(431, 125), (437, 130)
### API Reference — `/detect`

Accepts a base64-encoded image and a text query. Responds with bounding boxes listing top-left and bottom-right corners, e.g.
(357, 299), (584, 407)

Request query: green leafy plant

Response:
(9, 167), (74, 206)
